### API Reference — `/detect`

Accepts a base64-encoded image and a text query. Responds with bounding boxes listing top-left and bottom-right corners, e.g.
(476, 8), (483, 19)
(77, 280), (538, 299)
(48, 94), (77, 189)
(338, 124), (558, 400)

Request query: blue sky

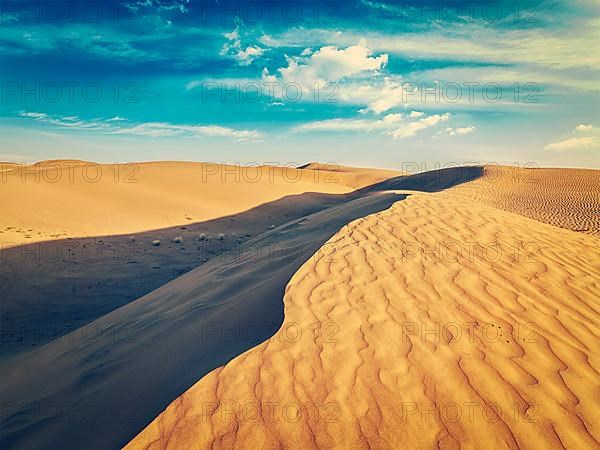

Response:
(1, 0), (599, 168)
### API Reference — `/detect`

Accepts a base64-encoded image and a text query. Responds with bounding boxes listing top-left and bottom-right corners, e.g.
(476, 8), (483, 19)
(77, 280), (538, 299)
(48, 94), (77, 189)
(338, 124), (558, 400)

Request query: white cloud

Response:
(388, 113), (450, 139)
(443, 126), (476, 136)
(19, 112), (49, 119)
(19, 111), (112, 131)
(360, 80), (405, 113)
(18, 112), (264, 142)
(575, 124), (594, 132)
(221, 25), (264, 66)
(264, 41), (388, 88)
(125, 0), (190, 14)
(545, 136), (600, 151)
(545, 123), (600, 150)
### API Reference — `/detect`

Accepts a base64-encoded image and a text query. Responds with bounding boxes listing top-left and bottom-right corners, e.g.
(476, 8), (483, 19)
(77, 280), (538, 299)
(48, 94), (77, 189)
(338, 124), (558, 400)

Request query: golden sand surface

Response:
(449, 166), (600, 235)
(127, 169), (600, 450)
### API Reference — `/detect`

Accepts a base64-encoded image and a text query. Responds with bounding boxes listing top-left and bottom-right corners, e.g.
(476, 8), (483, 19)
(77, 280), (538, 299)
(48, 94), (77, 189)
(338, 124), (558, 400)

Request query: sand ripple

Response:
(127, 189), (600, 449)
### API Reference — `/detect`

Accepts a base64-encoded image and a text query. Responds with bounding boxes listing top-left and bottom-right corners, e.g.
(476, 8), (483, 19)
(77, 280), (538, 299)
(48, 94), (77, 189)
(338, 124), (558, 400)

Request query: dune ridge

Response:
(0, 189), (404, 450)
(0, 161), (401, 357)
(300, 163), (403, 189)
(127, 173), (600, 449)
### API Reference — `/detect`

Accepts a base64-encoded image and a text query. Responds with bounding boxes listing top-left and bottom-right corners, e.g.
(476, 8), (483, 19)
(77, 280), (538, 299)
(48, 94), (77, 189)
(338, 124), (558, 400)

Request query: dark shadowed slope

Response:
(0, 192), (363, 360)
(0, 192), (405, 450)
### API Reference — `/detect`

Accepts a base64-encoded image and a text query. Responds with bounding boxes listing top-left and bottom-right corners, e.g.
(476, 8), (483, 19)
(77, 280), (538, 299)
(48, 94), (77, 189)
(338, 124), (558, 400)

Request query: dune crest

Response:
(0, 190), (403, 449)
(127, 190), (600, 449)
(300, 163), (403, 189)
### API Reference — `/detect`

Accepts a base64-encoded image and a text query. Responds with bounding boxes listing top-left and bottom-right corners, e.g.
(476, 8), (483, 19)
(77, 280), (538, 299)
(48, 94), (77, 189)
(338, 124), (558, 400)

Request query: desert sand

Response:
(0, 160), (398, 247)
(449, 165), (600, 235)
(0, 161), (400, 358)
(0, 170), (405, 449)
(1, 164), (598, 450)
(127, 166), (600, 449)
(299, 163), (404, 189)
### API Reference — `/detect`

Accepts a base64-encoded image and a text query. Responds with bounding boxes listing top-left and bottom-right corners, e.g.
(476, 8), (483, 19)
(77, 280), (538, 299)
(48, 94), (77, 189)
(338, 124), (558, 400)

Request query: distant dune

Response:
(449, 166), (600, 235)
(127, 166), (600, 449)
(300, 162), (403, 189)
(32, 159), (93, 167)
(0, 161), (394, 248)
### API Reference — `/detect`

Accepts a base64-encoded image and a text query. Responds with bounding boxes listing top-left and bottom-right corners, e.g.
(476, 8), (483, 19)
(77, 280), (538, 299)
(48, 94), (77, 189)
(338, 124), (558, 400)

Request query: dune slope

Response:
(128, 187), (600, 448)
(0, 190), (404, 450)
(0, 192), (372, 359)
(0, 161), (400, 358)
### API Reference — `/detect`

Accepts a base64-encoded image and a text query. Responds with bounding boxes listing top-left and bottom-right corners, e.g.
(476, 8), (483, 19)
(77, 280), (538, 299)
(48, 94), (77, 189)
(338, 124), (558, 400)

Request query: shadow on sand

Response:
(0, 166), (483, 450)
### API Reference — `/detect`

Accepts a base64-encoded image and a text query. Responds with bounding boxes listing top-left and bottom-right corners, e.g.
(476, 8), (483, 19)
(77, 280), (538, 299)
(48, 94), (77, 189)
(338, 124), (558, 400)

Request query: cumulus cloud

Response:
(18, 112), (263, 142)
(341, 78), (418, 114)
(264, 41), (388, 88)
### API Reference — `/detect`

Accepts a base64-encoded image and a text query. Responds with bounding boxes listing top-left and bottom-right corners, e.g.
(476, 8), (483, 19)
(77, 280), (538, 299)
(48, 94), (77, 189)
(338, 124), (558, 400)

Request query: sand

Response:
(299, 163), (404, 189)
(0, 161), (400, 358)
(127, 166), (600, 449)
(0, 160), (398, 248)
(1, 164), (598, 449)
(0, 188), (404, 449)
(449, 165), (600, 236)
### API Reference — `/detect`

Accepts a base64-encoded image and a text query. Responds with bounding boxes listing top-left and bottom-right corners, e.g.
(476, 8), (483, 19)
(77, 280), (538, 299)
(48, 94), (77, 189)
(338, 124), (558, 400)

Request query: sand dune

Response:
(127, 168), (600, 449)
(0, 161), (398, 358)
(0, 192), (373, 359)
(0, 189), (403, 450)
(0, 161), (389, 248)
(2, 165), (598, 449)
